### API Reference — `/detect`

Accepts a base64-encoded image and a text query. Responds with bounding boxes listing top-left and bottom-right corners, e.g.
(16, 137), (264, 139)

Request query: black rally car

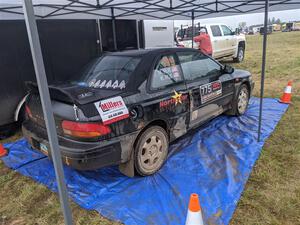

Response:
(23, 48), (254, 177)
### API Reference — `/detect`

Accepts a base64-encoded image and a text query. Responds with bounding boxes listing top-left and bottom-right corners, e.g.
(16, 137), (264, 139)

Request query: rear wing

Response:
(25, 81), (136, 105)
(25, 81), (76, 104)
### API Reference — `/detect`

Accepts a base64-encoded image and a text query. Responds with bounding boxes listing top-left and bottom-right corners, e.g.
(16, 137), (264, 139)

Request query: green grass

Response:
(1, 31), (300, 225)
(230, 32), (300, 225)
(0, 136), (118, 225)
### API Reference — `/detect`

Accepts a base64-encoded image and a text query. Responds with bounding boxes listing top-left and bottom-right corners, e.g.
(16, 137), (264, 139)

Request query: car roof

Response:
(106, 49), (151, 57)
(105, 48), (198, 57)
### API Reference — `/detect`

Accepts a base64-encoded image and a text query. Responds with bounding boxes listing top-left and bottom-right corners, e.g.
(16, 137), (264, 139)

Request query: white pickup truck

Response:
(176, 23), (246, 62)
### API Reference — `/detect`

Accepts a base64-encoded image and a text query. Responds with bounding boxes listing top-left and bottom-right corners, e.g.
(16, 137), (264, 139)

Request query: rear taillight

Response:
(61, 120), (111, 138)
(25, 105), (32, 118)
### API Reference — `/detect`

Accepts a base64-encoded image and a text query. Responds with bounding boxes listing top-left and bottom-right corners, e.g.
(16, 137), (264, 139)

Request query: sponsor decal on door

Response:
(200, 80), (222, 104)
(159, 90), (188, 111)
(94, 96), (129, 125)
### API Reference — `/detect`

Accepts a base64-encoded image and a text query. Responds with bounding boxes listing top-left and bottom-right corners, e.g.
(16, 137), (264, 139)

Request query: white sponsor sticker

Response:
(200, 80), (222, 104)
(88, 79), (126, 90)
(94, 96), (129, 125)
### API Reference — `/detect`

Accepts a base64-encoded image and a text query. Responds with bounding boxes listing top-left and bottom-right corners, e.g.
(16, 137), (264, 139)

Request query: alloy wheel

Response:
(136, 127), (168, 175)
(140, 135), (164, 171)
(237, 87), (249, 114)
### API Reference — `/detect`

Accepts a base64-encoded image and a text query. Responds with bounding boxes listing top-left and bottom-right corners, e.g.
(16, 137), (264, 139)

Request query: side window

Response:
(221, 25), (233, 36)
(151, 54), (183, 89)
(178, 51), (221, 81)
(210, 25), (222, 37)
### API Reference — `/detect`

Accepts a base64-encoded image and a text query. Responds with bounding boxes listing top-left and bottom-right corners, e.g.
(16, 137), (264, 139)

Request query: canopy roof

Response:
(1, 0), (300, 20)
(2, 1), (299, 224)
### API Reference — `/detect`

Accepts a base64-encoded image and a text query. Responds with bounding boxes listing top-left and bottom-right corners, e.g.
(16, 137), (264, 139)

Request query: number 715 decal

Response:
(200, 80), (222, 104)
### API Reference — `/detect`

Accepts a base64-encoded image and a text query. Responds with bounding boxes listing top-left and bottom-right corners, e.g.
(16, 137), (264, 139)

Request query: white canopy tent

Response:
(1, 0), (300, 19)
(1, 1), (299, 224)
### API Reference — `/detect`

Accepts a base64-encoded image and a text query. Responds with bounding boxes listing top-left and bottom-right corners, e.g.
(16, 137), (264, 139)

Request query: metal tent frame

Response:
(1, 0), (300, 19)
(1, 0), (299, 224)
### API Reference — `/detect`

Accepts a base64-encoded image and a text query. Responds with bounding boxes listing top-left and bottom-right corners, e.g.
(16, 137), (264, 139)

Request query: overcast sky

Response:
(174, 9), (300, 29)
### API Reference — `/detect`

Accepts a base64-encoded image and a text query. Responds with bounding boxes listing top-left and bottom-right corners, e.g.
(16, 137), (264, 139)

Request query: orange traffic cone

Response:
(0, 144), (7, 157)
(279, 81), (292, 104)
(185, 193), (204, 225)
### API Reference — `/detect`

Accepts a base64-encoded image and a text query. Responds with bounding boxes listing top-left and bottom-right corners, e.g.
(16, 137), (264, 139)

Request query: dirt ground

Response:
(1, 31), (300, 225)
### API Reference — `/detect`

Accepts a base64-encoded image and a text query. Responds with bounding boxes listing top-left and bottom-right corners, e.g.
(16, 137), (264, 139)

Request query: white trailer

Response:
(142, 20), (175, 49)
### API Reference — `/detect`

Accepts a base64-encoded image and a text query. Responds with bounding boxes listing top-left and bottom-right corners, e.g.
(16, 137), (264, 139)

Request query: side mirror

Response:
(222, 64), (234, 74)
(235, 28), (240, 35)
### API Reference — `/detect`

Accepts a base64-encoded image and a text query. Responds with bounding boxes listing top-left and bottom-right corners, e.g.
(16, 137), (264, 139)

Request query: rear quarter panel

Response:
(125, 82), (190, 141)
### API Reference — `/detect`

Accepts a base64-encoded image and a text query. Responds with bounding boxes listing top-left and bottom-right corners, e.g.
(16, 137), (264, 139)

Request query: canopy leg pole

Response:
(136, 20), (140, 49)
(111, 8), (117, 51)
(257, 0), (269, 142)
(181, 24), (183, 39)
(22, 1), (73, 225)
(191, 10), (195, 48)
(96, 19), (103, 53)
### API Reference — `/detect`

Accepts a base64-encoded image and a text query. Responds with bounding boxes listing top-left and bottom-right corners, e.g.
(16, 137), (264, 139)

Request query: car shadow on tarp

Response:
(1, 97), (288, 225)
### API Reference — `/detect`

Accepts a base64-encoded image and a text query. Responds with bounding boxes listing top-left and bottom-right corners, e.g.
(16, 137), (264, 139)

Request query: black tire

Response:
(233, 46), (245, 63)
(226, 84), (250, 116)
(134, 126), (169, 176)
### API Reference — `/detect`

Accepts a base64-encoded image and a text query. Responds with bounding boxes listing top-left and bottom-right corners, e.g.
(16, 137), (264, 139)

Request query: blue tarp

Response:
(1, 97), (288, 225)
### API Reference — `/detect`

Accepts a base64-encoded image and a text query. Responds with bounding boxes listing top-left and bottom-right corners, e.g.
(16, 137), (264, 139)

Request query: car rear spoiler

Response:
(25, 81), (76, 104)
(25, 81), (138, 106)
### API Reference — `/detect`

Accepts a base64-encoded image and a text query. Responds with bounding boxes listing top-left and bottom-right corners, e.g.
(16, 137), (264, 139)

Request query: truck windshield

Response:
(74, 55), (141, 90)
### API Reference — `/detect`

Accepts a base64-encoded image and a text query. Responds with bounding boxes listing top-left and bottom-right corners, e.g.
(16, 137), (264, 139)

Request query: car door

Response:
(220, 25), (236, 56)
(177, 50), (234, 128)
(209, 25), (225, 58)
(144, 52), (190, 140)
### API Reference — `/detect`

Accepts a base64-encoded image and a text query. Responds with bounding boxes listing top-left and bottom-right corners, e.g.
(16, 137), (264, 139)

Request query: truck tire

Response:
(134, 126), (169, 176)
(233, 46), (245, 63)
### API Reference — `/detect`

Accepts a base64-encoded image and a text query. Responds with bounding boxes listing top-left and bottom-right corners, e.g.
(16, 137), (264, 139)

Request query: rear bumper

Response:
(22, 120), (123, 170)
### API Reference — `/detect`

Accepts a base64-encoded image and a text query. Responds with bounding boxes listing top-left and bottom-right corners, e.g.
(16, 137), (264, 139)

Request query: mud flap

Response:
(119, 149), (135, 177)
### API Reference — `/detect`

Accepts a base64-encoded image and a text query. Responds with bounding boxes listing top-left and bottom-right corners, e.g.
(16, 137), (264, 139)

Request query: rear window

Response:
(74, 55), (141, 90)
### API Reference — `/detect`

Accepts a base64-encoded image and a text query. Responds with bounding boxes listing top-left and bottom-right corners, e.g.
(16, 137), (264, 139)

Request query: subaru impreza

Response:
(23, 48), (254, 177)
